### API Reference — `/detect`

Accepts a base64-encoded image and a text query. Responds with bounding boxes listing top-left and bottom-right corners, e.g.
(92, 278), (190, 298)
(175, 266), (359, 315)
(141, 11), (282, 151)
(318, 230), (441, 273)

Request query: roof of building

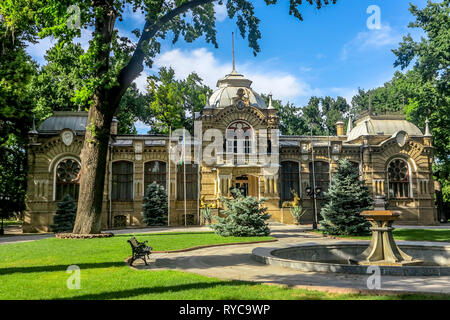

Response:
(347, 114), (424, 141)
(38, 111), (88, 133)
(208, 69), (267, 109)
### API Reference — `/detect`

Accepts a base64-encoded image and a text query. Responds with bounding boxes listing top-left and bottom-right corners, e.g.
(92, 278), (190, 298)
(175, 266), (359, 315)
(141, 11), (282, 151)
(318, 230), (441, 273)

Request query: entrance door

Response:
(234, 175), (258, 198)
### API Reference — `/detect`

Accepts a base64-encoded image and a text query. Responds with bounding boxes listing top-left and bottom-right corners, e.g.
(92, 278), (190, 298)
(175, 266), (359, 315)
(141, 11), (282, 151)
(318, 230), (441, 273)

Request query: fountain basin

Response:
(252, 241), (450, 276)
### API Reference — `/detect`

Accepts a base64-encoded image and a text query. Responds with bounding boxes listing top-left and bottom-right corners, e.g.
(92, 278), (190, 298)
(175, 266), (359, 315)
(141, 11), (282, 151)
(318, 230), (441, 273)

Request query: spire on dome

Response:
(232, 32), (236, 73)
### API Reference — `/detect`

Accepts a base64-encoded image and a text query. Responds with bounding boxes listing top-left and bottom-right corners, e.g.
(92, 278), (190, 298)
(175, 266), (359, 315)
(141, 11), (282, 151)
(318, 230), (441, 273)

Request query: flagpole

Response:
(167, 126), (171, 227)
(183, 131), (187, 227)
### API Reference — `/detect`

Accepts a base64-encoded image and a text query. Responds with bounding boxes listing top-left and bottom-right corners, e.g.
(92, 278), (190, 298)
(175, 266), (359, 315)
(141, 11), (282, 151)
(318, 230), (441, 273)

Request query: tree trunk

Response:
(72, 99), (115, 234)
(72, 0), (117, 234)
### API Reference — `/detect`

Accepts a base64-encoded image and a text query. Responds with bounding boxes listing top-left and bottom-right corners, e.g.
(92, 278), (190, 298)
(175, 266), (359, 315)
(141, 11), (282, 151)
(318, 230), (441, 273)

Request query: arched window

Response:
(309, 161), (330, 195)
(281, 161), (300, 201)
(112, 161), (133, 201)
(177, 164), (199, 200)
(388, 159), (410, 198)
(226, 121), (253, 154)
(144, 161), (166, 191)
(55, 159), (80, 201)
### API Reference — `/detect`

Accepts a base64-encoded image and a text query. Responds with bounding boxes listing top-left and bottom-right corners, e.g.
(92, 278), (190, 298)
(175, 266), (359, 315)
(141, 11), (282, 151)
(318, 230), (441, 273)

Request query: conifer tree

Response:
(51, 194), (77, 233)
(211, 189), (270, 237)
(142, 182), (168, 226)
(320, 159), (373, 236)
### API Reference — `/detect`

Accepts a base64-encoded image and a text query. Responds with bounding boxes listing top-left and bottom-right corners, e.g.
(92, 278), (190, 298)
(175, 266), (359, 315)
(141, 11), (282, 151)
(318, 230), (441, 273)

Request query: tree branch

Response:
(114, 0), (216, 105)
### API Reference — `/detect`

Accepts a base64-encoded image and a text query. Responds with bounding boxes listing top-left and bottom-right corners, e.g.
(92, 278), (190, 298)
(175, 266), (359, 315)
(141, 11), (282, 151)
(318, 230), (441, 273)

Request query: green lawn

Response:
(0, 231), (447, 300)
(2, 219), (22, 226)
(312, 228), (450, 242)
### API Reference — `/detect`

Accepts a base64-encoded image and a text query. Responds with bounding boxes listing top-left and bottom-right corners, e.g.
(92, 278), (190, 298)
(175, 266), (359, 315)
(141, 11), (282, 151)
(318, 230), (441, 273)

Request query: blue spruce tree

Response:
(142, 182), (168, 226)
(211, 189), (271, 237)
(320, 159), (372, 236)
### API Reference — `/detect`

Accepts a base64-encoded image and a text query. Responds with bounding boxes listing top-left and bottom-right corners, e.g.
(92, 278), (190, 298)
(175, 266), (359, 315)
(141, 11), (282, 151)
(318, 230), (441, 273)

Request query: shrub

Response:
(202, 206), (213, 225)
(319, 159), (372, 236)
(142, 182), (168, 226)
(51, 194), (76, 233)
(210, 189), (270, 237)
(290, 204), (307, 225)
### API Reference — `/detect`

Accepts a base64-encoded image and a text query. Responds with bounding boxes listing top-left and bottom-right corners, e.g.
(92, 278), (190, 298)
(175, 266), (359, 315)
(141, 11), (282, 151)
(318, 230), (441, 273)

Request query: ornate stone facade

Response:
(24, 70), (437, 232)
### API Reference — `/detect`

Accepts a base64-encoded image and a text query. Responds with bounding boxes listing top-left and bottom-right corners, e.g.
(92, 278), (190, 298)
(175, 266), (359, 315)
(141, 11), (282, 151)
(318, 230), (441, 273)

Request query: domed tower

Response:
(197, 62), (279, 212)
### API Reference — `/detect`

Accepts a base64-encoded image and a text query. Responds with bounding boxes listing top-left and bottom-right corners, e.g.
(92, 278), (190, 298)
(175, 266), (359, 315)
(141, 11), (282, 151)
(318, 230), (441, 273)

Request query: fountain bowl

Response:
(252, 241), (450, 276)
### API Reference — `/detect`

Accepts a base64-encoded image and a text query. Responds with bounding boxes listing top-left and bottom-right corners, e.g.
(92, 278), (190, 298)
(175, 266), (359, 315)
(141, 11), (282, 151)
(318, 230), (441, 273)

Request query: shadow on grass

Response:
(113, 232), (214, 238)
(0, 261), (126, 275)
(57, 280), (257, 300)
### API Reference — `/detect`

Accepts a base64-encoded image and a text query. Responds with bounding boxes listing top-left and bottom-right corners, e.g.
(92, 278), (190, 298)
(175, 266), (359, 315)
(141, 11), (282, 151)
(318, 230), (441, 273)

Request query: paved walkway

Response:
(133, 225), (450, 295)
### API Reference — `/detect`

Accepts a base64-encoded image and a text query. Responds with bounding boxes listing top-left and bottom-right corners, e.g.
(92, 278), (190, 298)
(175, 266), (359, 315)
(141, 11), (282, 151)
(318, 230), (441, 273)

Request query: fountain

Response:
(252, 198), (450, 276)
(349, 210), (422, 266)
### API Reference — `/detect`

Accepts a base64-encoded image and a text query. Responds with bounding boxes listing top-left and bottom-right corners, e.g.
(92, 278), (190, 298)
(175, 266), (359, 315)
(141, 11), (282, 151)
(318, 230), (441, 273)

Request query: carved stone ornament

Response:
(61, 130), (74, 146)
(134, 142), (143, 153)
(396, 131), (408, 147)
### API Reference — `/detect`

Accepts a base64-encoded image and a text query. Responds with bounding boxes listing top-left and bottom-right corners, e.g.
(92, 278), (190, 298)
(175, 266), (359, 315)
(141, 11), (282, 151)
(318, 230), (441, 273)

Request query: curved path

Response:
(134, 225), (450, 295)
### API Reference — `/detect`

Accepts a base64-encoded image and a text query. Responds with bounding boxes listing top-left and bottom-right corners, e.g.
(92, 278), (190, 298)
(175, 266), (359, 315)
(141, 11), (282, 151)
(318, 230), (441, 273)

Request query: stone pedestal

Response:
(351, 210), (423, 266)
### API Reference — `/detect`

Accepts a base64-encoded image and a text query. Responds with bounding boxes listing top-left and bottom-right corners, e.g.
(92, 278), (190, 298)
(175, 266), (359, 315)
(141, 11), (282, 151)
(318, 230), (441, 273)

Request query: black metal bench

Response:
(128, 237), (152, 266)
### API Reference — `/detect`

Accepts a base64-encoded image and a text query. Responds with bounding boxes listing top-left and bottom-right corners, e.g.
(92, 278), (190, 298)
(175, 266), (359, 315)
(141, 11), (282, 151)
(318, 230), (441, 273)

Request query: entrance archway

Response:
(233, 175), (258, 198)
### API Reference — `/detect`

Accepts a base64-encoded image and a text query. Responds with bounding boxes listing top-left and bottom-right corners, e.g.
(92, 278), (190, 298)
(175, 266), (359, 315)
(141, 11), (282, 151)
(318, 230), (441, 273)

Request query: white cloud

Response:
(214, 3), (228, 22)
(133, 71), (150, 93)
(135, 120), (151, 134)
(154, 47), (320, 102)
(341, 24), (401, 60)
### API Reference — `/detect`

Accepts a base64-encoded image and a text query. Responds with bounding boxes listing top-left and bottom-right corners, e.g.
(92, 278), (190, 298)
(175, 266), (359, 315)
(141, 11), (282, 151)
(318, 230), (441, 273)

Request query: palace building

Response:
(24, 67), (438, 232)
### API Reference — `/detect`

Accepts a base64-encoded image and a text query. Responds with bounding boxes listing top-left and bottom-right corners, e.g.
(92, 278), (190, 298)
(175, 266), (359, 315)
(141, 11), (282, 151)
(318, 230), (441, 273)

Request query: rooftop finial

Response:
(424, 118), (432, 137)
(268, 93), (274, 109)
(232, 32), (236, 72)
(29, 114), (38, 135)
(346, 114), (353, 135)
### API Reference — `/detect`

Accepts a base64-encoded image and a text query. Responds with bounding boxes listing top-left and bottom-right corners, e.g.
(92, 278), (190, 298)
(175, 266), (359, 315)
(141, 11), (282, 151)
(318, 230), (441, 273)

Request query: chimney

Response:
(110, 117), (118, 135)
(336, 121), (345, 136)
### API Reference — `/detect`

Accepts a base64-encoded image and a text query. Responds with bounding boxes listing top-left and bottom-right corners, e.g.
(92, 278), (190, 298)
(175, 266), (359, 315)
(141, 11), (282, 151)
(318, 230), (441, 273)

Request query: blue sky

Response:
(26, 0), (429, 133)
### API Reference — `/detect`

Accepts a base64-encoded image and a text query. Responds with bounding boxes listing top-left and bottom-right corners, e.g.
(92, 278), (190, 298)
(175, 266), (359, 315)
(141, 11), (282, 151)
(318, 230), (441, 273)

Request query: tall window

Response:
(144, 161), (166, 191)
(281, 161), (299, 201)
(226, 121), (253, 154)
(55, 159), (80, 200)
(112, 161), (133, 201)
(309, 161), (330, 195)
(177, 164), (199, 200)
(388, 159), (410, 198)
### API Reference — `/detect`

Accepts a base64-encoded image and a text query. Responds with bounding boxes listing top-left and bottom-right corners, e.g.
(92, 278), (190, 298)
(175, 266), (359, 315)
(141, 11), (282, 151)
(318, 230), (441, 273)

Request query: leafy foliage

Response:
(211, 189), (270, 237)
(51, 194), (77, 233)
(320, 159), (372, 236)
(290, 204), (308, 225)
(202, 206), (213, 225)
(142, 182), (168, 226)
(147, 67), (212, 134)
(351, 1), (450, 202)
(0, 19), (37, 216)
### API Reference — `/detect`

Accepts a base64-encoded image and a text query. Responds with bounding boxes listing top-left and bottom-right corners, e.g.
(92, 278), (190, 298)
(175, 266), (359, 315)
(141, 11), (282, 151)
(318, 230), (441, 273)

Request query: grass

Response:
(312, 228), (450, 242)
(2, 219), (22, 226)
(0, 231), (448, 300)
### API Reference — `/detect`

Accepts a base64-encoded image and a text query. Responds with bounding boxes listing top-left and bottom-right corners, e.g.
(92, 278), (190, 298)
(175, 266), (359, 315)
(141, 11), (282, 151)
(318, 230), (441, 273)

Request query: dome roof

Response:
(347, 115), (424, 141)
(207, 69), (267, 109)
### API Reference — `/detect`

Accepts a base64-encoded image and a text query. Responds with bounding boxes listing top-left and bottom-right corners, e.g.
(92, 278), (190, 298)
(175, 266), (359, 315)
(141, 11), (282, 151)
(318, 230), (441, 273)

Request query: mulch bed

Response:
(55, 233), (115, 239)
